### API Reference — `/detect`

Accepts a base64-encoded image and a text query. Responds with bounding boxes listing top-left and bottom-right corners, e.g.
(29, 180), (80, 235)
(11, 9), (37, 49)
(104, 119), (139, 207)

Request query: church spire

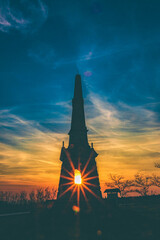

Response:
(68, 74), (89, 148)
(57, 73), (102, 202)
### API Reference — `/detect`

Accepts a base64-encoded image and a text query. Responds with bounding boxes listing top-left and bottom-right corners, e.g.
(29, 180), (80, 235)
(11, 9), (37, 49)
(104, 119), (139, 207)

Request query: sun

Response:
(59, 149), (101, 207)
(74, 169), (82, 185)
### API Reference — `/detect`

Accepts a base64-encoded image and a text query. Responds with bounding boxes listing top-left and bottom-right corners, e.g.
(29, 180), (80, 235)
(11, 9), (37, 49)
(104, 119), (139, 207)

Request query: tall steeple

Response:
(69, 74), (89, 148)
(57, 74), (102, 204)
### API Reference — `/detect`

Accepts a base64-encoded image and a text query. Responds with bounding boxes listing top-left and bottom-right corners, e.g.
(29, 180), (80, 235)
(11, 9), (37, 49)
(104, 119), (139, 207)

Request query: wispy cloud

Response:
(0, 0), (48, 33)
(85, 93), (160, 183)
(0, 107), (67, 189)
(0, 4), (30, 32)
(0, 94), (160, 191)
(38, 0), (48, 19)
(28, 43), (136, 70)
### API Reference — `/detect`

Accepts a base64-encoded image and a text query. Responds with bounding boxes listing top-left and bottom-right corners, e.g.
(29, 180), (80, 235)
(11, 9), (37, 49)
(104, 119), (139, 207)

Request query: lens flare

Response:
(72, 205), (80, 213)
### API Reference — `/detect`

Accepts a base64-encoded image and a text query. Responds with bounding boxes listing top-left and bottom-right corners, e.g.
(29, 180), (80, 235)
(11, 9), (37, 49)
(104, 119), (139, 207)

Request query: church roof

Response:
(104, 188), (121, 193)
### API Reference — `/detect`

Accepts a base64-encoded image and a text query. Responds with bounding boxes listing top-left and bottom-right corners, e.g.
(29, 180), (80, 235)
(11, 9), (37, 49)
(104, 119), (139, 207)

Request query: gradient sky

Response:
(0, 0), (160, 194)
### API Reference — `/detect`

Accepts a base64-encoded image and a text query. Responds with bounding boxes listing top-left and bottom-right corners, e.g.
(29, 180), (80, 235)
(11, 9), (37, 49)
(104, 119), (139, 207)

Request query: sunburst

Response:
(59, 149), (101, 207)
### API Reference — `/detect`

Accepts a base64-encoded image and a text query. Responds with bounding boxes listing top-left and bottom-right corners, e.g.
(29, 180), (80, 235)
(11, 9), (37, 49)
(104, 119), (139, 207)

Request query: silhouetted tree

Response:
(12, 192), (20, 203)
(36, 188), (44, 203)
(105, 173), (160, 197)
(154, 162), (160, 168)
(20, 191), (27, 204)
(44, 187), (51, 201)
(4, 191), (13, 202)
(0, 186), (57, 205)
(133, 173), (153, 196)
(29, 190), (36, 202)
(44, 187), (57, 200)
(51, 187), (57, 199)
(150, 174), (160, 187)
(0, 191), (4, 201)
(105, 174), (134, 197)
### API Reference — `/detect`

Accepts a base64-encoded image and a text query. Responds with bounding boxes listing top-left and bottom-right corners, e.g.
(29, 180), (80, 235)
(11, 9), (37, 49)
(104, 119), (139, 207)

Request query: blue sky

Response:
(0, 0), (160, 192)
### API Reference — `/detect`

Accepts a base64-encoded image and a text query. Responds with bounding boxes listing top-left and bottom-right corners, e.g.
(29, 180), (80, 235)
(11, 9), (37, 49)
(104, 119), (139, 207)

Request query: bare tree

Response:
(105, 173), (160, 197)
(154, 162), (160, 168)
(51, 187), (57, 199)
(44, 187), (57, 201)
(0, 187), (57, 204)
(44, 187), (51, 201)
(150, 174), (160, 188)
(0, 191), (21, 203)
(133, 173), (152, 196)
(12, 192), (20, 203)
(3, 191), (13, 202)
(29, 190), (36, 202)
(36, 188), (44, 203)
(16, 193), (20, 203)
(20, 191), (27, 204)
(0, 191), (4, 201)
(105, 174), (134, 197)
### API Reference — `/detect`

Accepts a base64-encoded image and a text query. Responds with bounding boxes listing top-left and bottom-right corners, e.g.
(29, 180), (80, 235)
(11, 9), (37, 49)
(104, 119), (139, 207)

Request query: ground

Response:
(0, 197), (160, 240)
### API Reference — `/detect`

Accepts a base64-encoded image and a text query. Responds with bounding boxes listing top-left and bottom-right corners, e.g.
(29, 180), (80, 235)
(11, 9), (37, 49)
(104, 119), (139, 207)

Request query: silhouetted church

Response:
(57, 74), (101, 204)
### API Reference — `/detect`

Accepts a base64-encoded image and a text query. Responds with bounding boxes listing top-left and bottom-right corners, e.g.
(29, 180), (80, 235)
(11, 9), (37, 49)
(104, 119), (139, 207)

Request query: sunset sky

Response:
(0, 0), (160, 194)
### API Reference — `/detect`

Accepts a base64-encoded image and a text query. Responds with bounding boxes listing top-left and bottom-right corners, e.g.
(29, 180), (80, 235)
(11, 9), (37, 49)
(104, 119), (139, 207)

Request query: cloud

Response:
(0, 163), (37, 175)
(85, 92), (160, 177)
(0, 107), (67, 188)
(0, 94), (160, 191)
(0, 0), (48, 33)
(0, 4), (30, 32)
(28, 44), (131, 69)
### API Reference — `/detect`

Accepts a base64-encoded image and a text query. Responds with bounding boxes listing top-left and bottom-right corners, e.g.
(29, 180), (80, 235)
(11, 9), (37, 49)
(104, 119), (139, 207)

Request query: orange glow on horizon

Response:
(1, 91), (160, 197)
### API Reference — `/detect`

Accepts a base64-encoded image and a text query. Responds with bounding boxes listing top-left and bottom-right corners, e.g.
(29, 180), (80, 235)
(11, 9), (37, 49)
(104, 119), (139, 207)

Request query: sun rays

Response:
(58, 149), (101, 207)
